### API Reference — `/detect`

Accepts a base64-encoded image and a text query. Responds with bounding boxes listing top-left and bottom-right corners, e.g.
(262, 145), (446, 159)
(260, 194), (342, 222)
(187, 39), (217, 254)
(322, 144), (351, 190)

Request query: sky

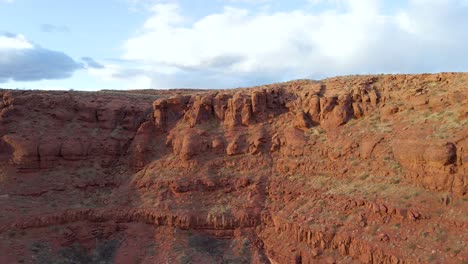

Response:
(0, 0), (467, 90)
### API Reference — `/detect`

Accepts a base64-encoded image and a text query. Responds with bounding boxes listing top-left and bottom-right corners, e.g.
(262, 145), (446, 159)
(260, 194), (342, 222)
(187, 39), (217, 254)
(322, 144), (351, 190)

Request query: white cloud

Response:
(101, 0), (468, 88)
(0, 34), (32, 50)
(87, 62), (154, 89)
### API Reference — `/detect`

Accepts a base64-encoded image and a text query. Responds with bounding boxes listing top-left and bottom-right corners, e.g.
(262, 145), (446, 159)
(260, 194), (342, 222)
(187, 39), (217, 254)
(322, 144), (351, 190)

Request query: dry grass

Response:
(351, 112), (393, 134)
(208, 204), (231, 215)
(295, 172), (429, 206)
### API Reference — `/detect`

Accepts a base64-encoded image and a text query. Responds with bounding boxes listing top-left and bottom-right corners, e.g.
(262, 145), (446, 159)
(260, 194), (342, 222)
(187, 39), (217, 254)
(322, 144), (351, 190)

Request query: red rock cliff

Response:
(0, 73), (467, 263)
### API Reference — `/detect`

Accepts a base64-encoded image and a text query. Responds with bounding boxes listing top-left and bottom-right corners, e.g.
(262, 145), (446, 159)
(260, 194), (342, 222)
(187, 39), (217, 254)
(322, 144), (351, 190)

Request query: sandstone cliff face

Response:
(144, 74), (466, 196)
(0, 73), (467, 264)
(0, 91), (152, 170)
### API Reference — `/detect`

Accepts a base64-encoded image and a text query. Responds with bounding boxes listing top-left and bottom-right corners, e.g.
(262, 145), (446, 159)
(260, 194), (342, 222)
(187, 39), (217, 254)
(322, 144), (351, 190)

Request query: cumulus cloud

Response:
(103, 0), (468, 88)
(0, 33), (82, 83)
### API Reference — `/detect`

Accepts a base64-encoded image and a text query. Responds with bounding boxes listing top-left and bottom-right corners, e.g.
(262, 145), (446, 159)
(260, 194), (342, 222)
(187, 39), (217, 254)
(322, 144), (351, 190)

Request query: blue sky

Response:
(0, 0), (467, 90)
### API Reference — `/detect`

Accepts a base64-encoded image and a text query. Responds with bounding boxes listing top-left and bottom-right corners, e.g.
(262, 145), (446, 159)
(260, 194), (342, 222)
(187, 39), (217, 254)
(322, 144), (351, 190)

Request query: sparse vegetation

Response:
(359, 173), (370, 180)
(27, 239), (121, 264)
(208, 204), (231, 215)
(309, 126), (326, 141)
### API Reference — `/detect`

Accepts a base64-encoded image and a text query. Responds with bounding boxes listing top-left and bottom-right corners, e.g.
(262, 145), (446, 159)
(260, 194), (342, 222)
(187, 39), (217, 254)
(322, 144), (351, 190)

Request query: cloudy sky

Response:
(0, 0), (467, 90)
